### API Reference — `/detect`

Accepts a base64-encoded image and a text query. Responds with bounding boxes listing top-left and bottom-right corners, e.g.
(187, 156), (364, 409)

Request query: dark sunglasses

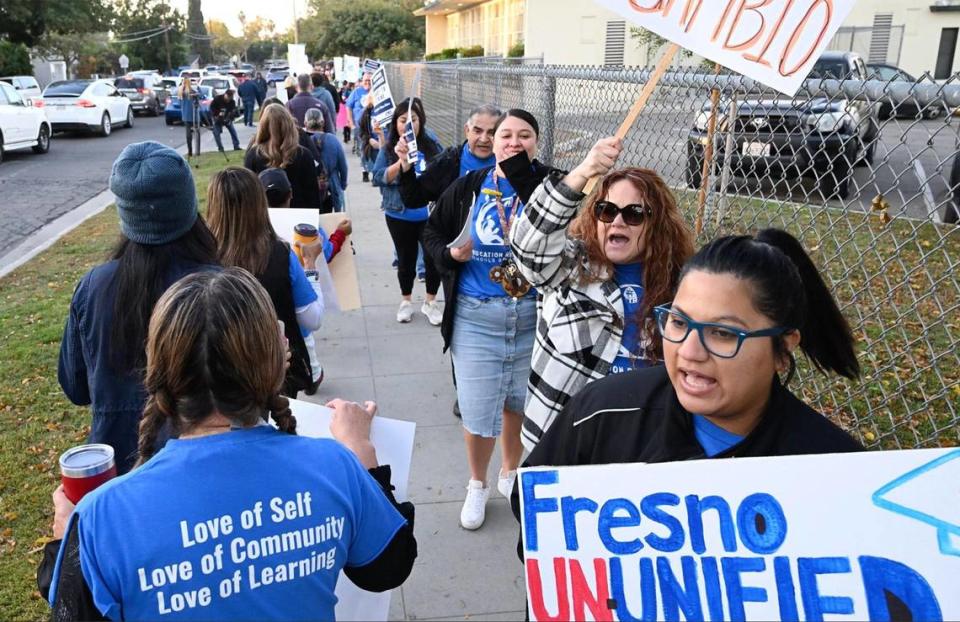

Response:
(594, 200), (652, 226)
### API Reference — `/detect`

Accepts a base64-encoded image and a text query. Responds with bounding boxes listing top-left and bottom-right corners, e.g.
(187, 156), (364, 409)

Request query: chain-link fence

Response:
(385, 56), (960, 450)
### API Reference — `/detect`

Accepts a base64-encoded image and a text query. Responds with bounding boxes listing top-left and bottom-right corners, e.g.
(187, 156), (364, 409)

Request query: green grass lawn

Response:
(0, 152), (236, 620)
(678, 189), (960, 450)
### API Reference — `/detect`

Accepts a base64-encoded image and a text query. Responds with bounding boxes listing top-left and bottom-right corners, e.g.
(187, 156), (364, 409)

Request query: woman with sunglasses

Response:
(511, 228), (862, 495)
(508, 137), (694, 450)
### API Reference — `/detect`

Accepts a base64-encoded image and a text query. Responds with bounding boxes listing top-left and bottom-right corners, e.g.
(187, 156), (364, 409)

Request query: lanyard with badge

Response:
(484, 170), (532, 298)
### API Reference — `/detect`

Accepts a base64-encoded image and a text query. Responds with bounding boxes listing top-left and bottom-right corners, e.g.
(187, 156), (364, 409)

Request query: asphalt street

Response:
(0, 115), (191, 253)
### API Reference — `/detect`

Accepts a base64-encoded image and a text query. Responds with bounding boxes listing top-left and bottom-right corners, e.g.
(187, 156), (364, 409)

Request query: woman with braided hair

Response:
(42, 269), (417, 621)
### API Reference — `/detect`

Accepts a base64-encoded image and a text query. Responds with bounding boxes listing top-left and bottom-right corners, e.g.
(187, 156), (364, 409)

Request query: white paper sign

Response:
(343, 56), (361, 82)
(593, 0), (858, 95)
(519, 448), (960, 621)
(370, 66), (396, 130)
(334, 57), (344, 80)
(287, 398), (416, 622)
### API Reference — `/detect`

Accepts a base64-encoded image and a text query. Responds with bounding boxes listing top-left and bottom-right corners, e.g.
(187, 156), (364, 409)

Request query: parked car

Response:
(164, 85), (213, 126)
(0, 80), (51, 163)
(36, 79), (133, 136)
(114, 74), (167, 116)
(867, 62), (944, 120)
(0, 75), (42, 106)
(178, 69), (207, 82)
(686, 51), (880, 200)
(199, 75), (244, 114)
(265, 66), (289, 86)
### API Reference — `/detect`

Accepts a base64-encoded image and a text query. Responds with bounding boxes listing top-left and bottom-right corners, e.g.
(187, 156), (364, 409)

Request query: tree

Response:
(0, 41), (31, 76)
(206, 19), (245, 62)
(187, 0), (213, 63)
(300, 0), (424, 60)
(238, 14), (276, 62)
(0, 0), (108, 47)
(112, 0), (189, 72)
(36, 32), (110, 78)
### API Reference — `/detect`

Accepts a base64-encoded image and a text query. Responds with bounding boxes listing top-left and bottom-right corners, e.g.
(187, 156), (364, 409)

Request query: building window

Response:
(935, 27), (958, 79)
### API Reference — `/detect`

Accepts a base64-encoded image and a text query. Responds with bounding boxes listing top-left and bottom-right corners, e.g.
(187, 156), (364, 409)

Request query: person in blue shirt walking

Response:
(373, 97), (445, 325)
(44, 268), (417, 621)
(508, 137), (694, 450)
(304, 108), (349, 213)
(346, 73), (372, 162)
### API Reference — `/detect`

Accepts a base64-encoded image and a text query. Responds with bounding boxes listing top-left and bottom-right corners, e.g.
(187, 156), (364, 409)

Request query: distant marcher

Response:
(346, 73), (372, 159)
(283, 73), (297, 101)
(340, 81), (353, 143)
(210, 88), (241, 152)
(310, 72), (337, 126)
(254, 72), (268, 102)
(244, 104), (323, 209)
(287, 73), (334, 132)
(206, 166), (321, 396)
(57, 141), (219, 473)
(319, 72), (341, 114)
(305, 108), (349, 213)
(358, 94), (378, 183)
(237, 77), (260, 127)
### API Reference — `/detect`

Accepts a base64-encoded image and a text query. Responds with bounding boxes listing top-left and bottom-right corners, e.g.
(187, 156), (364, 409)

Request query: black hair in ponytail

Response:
(681, 228), (859, 383)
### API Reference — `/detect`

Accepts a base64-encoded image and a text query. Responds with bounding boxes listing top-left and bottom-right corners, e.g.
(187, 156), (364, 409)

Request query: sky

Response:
(168, 0), (310, 36)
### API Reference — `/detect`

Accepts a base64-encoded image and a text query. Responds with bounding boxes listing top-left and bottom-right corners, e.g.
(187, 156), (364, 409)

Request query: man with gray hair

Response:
(398, 104), (502, 208)
(397, 103), (502, 419)
(286, 73), (334, 132)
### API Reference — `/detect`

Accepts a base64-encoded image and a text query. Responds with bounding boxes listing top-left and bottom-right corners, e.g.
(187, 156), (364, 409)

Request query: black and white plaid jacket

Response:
(510, 174), (650, 450)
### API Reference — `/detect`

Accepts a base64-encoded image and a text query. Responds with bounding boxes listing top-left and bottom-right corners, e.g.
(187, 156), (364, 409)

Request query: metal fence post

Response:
(541, 73), (556, 166)
(455, 66), (463, 144)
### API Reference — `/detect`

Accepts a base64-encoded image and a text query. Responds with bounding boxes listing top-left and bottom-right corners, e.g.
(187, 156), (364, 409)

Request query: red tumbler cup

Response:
(59, 444), (116, 504)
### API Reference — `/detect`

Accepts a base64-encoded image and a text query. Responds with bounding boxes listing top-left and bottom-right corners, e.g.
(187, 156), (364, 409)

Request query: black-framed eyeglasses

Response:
(594, 200), (652, 226)
(653, 305), (792, 359)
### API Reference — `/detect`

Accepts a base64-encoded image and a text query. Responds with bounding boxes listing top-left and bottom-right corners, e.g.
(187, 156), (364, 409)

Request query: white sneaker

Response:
(421, 300), (443, 326)
(497, 469), (517, 498)
(396, 300), (414, 323)
(460, 479), (490, 530)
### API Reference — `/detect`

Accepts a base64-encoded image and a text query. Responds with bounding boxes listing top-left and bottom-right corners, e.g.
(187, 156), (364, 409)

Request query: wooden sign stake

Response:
(695, 63), (723, 236)
(583, 42), (682, 196)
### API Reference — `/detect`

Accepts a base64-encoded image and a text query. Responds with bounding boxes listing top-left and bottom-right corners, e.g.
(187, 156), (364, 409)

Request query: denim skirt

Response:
(450, 294), (537, 437)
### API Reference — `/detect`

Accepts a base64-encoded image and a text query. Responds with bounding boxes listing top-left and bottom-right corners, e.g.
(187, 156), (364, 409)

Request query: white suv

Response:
(0, 81), (51, 164)
(0, 75), (42, 106)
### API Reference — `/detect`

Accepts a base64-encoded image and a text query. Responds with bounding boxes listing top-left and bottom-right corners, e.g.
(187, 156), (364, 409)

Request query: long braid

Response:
(134, 394), (168, 467)
(269, 393), (296, 434)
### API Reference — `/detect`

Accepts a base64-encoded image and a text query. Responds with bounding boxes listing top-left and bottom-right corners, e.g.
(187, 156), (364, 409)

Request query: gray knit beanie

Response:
(110, 141), (198, 245)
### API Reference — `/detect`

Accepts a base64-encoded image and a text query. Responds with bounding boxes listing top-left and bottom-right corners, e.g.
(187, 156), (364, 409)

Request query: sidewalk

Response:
(300, 143), (527, 620)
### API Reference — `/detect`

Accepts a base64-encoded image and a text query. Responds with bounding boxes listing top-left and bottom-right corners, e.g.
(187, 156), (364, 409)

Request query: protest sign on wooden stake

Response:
(519, 448), (960, 621)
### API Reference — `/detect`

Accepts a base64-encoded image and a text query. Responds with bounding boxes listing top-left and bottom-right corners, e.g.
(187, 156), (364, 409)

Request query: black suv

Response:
(686, 51), (880, 199)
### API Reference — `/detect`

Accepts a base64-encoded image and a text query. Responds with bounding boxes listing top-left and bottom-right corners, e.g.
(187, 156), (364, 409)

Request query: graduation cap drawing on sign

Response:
(873, 450), (960, 557)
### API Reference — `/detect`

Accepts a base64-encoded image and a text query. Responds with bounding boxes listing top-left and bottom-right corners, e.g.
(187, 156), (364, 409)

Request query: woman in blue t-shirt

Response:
(423, 109), (556, 532)
(508, 137), (695, 450)
(372, 98), (445, 325)
(43, 269), (416, 621)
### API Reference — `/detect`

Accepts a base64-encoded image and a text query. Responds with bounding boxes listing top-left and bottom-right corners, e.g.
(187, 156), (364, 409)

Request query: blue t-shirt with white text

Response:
(609, 262), (648, 375)
(56, 426), (405, 621)
(458, 171), (534, 300)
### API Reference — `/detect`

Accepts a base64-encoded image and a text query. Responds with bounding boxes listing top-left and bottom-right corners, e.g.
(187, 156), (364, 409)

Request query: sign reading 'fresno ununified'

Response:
(594, 0), (858, 95)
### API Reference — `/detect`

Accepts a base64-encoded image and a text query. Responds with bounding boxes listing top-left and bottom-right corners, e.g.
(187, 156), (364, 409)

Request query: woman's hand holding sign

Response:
(328, 399), (379, 469)
(395, 136), (412, 172)
(565, 137), (623, 193)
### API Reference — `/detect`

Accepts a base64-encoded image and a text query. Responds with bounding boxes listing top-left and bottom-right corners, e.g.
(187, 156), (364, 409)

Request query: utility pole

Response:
(163, 25), (173, 73)
(293, 0), (299, 44)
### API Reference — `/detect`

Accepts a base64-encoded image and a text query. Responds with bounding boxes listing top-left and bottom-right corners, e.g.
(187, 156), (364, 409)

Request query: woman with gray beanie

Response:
(57, 141), (219, 473)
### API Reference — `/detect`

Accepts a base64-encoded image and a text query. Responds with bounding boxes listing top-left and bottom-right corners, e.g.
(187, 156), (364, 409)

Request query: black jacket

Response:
(510, 365), (863, 546)
(244, 146), (321, 210)
(210, 94), (237, 122)
(422, 152), (561, 350)
(398, 143), (464, 209)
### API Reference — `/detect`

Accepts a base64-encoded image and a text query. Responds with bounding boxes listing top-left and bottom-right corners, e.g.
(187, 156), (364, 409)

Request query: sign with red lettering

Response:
(519, 448), (960, 620)
(594, 0), (858, 95)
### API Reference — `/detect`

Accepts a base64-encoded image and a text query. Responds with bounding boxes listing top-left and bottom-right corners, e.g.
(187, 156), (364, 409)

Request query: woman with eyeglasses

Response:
(511, 228), (862, 492)
(508, 137), (694, 450)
